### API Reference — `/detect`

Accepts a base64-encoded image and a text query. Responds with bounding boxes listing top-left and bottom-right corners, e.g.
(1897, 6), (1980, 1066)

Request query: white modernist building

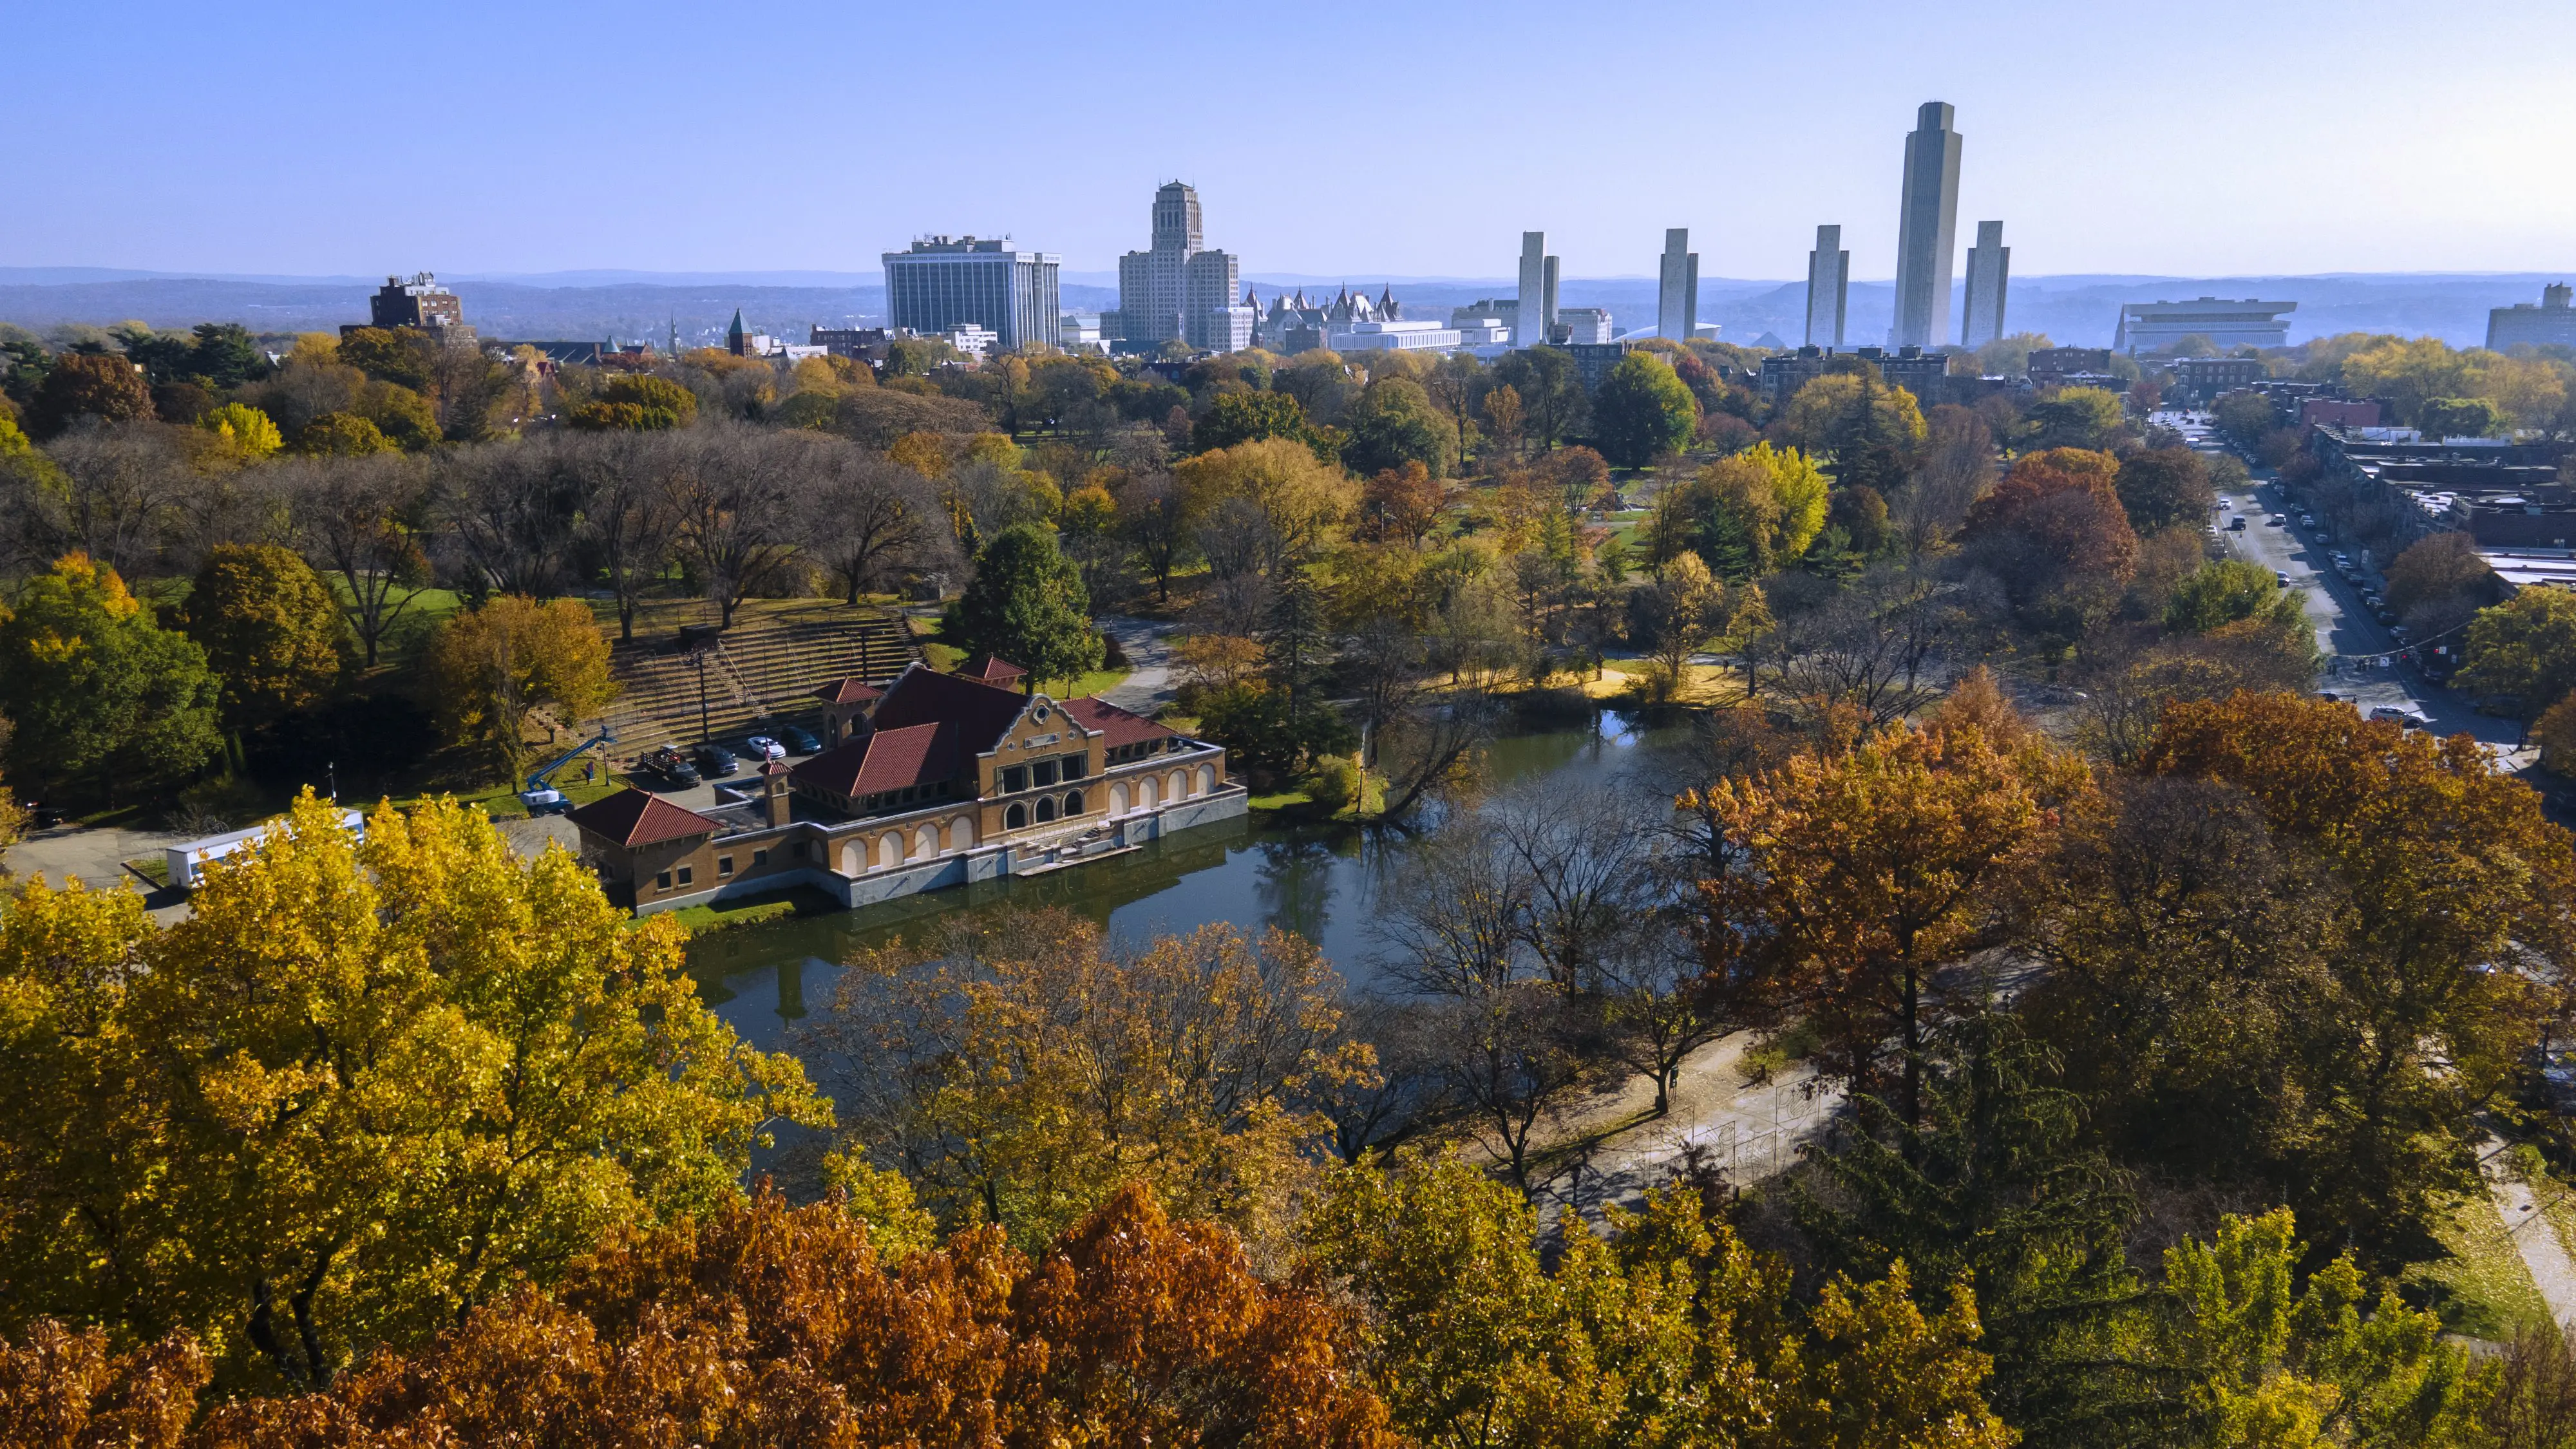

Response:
(1517, 231), (1559, 346)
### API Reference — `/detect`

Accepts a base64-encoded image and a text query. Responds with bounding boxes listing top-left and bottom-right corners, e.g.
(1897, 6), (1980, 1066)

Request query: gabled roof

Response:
(565, 789), (719, 848)
(958, 654), (1028, 686)
(871, 664), (1031, 756)
(1060, 696), (1177, 750)
(791, 722), (958, 798)
(814, 676), (885, 705)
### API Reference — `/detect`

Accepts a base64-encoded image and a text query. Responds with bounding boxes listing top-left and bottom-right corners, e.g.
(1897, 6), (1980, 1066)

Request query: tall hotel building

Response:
(882, 236), (1061, 352)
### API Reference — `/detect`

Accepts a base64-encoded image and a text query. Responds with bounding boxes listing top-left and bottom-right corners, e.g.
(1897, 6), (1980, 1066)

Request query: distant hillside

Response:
(0, 269), (2558, 350)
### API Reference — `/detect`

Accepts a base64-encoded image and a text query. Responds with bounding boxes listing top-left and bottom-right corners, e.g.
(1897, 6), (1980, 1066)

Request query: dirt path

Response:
(2482, 1135), (2576, 1334)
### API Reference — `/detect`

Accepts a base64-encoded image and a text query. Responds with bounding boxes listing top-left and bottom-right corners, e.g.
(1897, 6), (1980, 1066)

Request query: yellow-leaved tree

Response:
(425, 594), (616, 781)
(0, 791), (825, 1390)
(806, 908), (1358, 1251)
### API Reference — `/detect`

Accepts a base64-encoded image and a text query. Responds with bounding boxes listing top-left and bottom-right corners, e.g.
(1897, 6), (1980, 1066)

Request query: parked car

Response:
(2369, 705), (2412, 724)
(2228, 516), (2248, 531)
(779, 723), (821, 754)
(694, 743), (741, 777)
(2266, 515), (2287, 527)
(2275, 571), (2292, 586)
(744, 735), (787, 761)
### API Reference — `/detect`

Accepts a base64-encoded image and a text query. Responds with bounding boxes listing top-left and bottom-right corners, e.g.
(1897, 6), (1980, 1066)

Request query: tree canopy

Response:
(951, 522), (1104, 688)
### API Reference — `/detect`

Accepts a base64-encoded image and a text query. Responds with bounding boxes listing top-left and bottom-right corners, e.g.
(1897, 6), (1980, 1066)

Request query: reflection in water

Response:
(687, 712), (1679, 1057)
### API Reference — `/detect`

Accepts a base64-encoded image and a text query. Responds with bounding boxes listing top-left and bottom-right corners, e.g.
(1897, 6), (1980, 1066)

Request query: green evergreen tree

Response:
(952, 524), (1103, 691)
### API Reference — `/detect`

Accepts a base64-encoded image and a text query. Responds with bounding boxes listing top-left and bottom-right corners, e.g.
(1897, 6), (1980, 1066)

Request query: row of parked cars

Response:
(632, 722), (824, 789)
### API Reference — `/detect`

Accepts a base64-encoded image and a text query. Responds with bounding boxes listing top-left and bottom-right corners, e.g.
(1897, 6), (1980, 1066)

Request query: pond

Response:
(685, 708), (1692, 1054)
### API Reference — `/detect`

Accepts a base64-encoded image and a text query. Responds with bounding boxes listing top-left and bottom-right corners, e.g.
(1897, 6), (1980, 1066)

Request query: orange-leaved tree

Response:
(4, 1185), (1394, 1449)
(1696, 695), (2090, 1126)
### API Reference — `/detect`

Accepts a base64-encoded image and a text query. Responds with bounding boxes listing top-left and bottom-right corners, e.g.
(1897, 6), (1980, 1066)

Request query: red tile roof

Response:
(958, 654), (1028, 685)
(871, 665), (1030, 756)
(565, 790), (719, 848)
(791, 722), (959, 799)
(1061, 696), (1177, 750)
(815, 677), (885, 705)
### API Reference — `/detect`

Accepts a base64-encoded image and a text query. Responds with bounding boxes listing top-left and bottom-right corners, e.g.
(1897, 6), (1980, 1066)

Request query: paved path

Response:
(2481, 1135), (2576, 1334)
(1527, 1030), (1841, 1220)
(1097, 616), (1180, 715)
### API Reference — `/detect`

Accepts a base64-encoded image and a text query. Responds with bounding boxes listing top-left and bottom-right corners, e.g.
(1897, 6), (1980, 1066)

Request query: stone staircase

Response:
(602, 608), (920, 755)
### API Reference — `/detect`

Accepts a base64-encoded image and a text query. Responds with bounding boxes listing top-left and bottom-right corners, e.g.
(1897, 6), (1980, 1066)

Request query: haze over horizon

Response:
(8, 1), (2572, 283)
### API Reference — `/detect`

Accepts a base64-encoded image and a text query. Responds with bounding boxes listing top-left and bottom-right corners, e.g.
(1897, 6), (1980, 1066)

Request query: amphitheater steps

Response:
(601, 610), (920, 756)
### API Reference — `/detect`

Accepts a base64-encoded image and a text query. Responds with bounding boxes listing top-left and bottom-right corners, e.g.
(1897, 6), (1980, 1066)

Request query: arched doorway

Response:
(840, 840), (863, 875)
(947, 817), (976, 851)
(1035, 797), (1057, 824)
(1110, 782), (1130, 816)
(914, 825), (939, 857)
(1065, 789), (1084, 816)
(1005, 802), (1028, 831)
(876, 831), (902, 869)
(1195, 765), (1216, 795)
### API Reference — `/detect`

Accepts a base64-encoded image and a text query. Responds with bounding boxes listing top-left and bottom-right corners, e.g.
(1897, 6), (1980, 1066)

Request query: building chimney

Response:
(761, 760), (793, 828)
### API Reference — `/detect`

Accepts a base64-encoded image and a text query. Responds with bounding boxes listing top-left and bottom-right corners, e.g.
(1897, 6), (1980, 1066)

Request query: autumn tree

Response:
(0, 793), (823, 1391)
(2460, 587), (2576, 735)
(424, 594), (615, 781)
(1962, 447), (2139, 643)
(0, 553), (222, 799)
(1193, 388), (1312, 455)
(25, 353), (152, 439)
(2112, 692), (2576, 1251)
(2112, 445), (2212, 535)
(1303, 1155), (2012, 1449)
(1699, 714), (2089, 1126)
(1343, 375), (1454, 478)
(293, 412), (393, 457)
(1175, 436), (1359, 575)
(806, 446), (939, 602)
(1361, 460), (1445, 547)
(565, 372), (697, 431)
(2382, 529), (2494, 627)
(2022, 386), (2129, 452)
(661, 422), (808, 626)
(176, 544), (350, 733)
(804, 910), (1353, 1250)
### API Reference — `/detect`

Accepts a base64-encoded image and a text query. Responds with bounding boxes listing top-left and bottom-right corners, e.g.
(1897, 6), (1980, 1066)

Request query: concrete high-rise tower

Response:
(1517, 231), (1558, 346)
(1657, 228), (1700, 343)
(1892, 101), (1964, 349)
(1960, 220), (2009, 349)
(1115, 181), (1249, 351)
(1804, 225), (1850, 347)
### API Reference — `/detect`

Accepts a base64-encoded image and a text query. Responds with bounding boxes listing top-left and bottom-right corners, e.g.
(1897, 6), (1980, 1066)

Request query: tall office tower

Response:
(1114, 181), (1248, 352)
(882, 236), (1061, 351)
(1656, 228), (1700, 342)
(1517, 231), (1558, 346)
(1960, 220), (2009, 348)
(1892, 100), (1964, 349)
(1804, 225), (1850, 347)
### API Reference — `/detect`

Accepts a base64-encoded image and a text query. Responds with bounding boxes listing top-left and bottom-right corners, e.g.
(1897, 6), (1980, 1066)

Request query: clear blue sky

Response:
(6, 0), (2571, 281)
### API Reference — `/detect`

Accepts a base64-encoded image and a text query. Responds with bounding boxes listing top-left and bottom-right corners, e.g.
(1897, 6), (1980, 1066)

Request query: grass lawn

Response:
(2405, 1190), (2552, 1340)
(1248, 789), (1313, 812)
(655, 889), (833, 936)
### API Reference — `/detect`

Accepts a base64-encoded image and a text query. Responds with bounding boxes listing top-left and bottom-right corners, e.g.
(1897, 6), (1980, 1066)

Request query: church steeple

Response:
(726, 308), (749, 357)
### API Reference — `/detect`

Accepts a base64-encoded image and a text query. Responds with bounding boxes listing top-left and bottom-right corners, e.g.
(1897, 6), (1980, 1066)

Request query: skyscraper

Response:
(1115, 181), (1253, 352)
(1804, 225), (1850, 347)
(1656, 229), (1700, 343)
(1960, 220), (2009, 349)
(882, 236), (1059, 352)
(1892, 101), (1963, 350)
(1517, 231), (1558, 348)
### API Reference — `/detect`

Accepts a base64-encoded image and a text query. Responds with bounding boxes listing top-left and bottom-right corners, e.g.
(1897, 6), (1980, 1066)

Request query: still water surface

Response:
(687, 710), (1687, 1053)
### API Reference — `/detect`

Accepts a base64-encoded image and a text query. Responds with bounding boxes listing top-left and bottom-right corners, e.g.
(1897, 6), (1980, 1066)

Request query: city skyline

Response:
(6, 1), (2572, 281)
